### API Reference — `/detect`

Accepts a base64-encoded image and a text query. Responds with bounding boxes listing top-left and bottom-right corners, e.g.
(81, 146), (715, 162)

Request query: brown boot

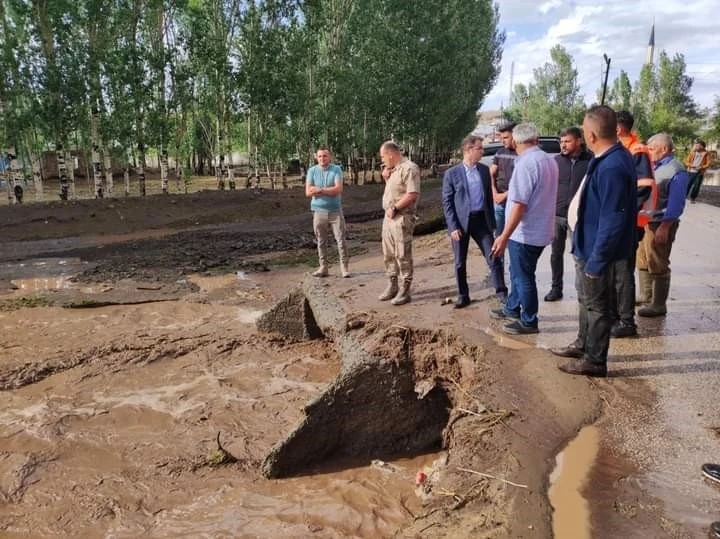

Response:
(391, 279), (412, 306)
(638, 274), (670, 317)
(635, 269), (652, 305)
(378, 277), (399, 301)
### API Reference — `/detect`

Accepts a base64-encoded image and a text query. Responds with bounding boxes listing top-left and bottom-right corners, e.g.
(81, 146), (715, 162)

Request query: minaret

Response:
(645, 21), (655, 65)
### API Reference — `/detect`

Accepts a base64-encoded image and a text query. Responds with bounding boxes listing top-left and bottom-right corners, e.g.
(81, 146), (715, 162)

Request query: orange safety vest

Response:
(620, 133), (658, 228)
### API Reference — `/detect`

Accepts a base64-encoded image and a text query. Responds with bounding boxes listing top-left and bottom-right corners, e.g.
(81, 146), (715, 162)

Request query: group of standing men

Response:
(305, 104), (691, 377)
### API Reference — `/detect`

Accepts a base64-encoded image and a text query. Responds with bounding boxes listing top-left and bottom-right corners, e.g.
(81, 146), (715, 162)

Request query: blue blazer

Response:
(442, 162), (496, 234)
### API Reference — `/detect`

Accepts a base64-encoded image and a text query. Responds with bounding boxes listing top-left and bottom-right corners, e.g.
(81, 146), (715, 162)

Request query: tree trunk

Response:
(57, 145), (69, 200)
(32, 154), (43, 200)
(137, 145), (146, 196)
(160, 151), (169, 194)
(103, 151), (113, 196)
(90, 107), (103, 198)
(124, 163), (131, 197)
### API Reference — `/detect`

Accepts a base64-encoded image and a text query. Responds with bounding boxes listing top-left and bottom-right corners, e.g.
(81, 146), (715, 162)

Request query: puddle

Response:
(11, 276), (74, 291)
(187, 273), (252, 292)
(1, 257), (89, 286)
(10, 275), (109, 294)
(484, 327), (533, 350)
(548, 425), (599, 539)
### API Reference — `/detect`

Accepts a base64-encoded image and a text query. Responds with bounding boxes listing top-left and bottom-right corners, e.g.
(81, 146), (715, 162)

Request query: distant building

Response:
(473, 109), (505, 142)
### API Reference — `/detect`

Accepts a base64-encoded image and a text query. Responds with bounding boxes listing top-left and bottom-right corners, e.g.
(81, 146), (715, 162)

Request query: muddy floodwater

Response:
(0, 274), (445, 537)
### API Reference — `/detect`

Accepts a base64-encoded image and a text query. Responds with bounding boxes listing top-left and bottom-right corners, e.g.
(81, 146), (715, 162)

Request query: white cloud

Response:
(483, 0), (719, 112)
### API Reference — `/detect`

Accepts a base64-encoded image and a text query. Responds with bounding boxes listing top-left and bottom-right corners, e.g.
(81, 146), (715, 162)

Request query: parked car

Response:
(480, 136), (561, 167)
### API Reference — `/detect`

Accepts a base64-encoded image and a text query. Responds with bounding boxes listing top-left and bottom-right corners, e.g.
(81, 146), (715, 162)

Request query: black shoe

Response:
(558, 359), (607, 377)
(711, 521), (720, 539)
(454, 298), (471, 309)
(489, 307), (520, 320)
(503, 320), (539, 335)
(611, 321), (638, 338)
(550, 345), (584, 359)
(544, 289), (563, 302)
(702, 463), (720, 485)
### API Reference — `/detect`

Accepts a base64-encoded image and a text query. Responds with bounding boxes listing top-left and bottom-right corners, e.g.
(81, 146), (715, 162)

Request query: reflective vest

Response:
(620, 133), (658, 227)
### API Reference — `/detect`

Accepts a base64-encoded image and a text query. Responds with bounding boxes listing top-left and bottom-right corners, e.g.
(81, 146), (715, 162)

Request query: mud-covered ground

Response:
(1, 178), (717, 537)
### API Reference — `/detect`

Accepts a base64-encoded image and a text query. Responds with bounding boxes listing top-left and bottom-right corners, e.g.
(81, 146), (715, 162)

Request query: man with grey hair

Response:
(378, 141), (421, 305)
(489, 123), (559, 334)
(636, 132), (689, 317)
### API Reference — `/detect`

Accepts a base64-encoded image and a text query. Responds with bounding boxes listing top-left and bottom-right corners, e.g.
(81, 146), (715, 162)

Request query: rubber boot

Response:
(635, 269), (652, 305)
(391, 279), (412, 306)
(638, 274), (670, 317)
(378, 277), (399, 301)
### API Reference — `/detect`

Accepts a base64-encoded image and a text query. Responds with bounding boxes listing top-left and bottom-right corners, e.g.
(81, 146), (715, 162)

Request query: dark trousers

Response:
(609, 255), (637, 326)
(452, 213), (507, 301)
(505, 240), (544, 327)
(573, 258), (613, 365)
(549, 216), (569, 293)
(687, 172), (704, 201)
(609, 229), (640, 326)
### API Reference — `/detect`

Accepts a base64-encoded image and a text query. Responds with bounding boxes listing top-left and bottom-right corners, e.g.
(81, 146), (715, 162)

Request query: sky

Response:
(481, 0), (720, 112)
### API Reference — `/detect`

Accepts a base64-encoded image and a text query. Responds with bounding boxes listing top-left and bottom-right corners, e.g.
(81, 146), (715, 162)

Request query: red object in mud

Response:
(415, 471), (427, 485)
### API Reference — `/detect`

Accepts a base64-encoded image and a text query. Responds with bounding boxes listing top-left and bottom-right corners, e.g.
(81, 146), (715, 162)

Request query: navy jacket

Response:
(572, 143), (637, 276)
(442, 162), (496, 235)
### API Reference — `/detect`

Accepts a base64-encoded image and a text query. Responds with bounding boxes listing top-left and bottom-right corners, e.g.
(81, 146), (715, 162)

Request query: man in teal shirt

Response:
(305, 146), (350, 277)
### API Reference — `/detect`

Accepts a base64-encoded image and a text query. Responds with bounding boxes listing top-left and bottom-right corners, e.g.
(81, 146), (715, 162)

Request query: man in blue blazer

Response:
(442, 135), (508, 308)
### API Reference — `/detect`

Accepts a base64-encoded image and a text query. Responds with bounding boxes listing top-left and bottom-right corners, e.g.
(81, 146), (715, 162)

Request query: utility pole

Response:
(600, 54), (611, 105)
(508, 61), (515, 105)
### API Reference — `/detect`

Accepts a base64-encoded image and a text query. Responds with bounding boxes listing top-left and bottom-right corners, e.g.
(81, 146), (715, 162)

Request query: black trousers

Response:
(549, 216), (569, 292)
(573, 258), (614, 365)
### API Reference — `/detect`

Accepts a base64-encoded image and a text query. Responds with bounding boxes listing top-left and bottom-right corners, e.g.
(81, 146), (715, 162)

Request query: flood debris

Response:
(206, 432), (237, 467)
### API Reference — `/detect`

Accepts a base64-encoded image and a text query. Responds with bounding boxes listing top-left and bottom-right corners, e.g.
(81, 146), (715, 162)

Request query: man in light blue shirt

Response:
(489, 123), (559, 334)
(305, 146), (349, 277)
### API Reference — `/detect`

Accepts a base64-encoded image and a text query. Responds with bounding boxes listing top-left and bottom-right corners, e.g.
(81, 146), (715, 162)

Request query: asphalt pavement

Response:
(534, 200), (720, 536)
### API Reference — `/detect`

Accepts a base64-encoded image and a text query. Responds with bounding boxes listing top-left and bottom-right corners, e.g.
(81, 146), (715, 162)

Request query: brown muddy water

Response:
(548, 425), (599, 539)
(0, 273), (446, 538)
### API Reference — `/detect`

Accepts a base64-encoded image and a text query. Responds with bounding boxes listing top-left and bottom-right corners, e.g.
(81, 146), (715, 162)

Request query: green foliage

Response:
(704, 96), (720, 144)
(504, 45), (584, 134)
(0, 0), (503, 176)
(628, 52), (701, 143)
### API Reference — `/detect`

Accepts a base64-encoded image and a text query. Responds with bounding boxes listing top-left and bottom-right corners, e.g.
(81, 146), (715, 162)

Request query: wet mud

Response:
(5, 179), (714, 537)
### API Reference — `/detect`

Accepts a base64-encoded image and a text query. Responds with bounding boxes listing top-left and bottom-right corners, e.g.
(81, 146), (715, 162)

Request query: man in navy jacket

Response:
(554, 105), (637, 377)
(442, 135), (507, 308)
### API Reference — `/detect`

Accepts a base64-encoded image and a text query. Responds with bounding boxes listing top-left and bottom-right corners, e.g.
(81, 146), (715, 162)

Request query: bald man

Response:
(378, 141), (420, 306)
(637, 133), (689, 318)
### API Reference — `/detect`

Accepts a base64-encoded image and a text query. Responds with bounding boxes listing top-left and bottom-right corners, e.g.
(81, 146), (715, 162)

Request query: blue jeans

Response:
(494, 202), (507, 276)
(494, 203), (506, 237)
(504, 240), (545, 327)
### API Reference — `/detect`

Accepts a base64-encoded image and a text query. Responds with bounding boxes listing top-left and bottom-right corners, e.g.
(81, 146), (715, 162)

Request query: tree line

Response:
(0, 0), (504, 198)
(502, 44), (719, 156)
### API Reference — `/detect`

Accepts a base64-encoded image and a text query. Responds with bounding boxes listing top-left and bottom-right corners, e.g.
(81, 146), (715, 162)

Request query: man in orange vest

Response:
(612, 110), (657, 338)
